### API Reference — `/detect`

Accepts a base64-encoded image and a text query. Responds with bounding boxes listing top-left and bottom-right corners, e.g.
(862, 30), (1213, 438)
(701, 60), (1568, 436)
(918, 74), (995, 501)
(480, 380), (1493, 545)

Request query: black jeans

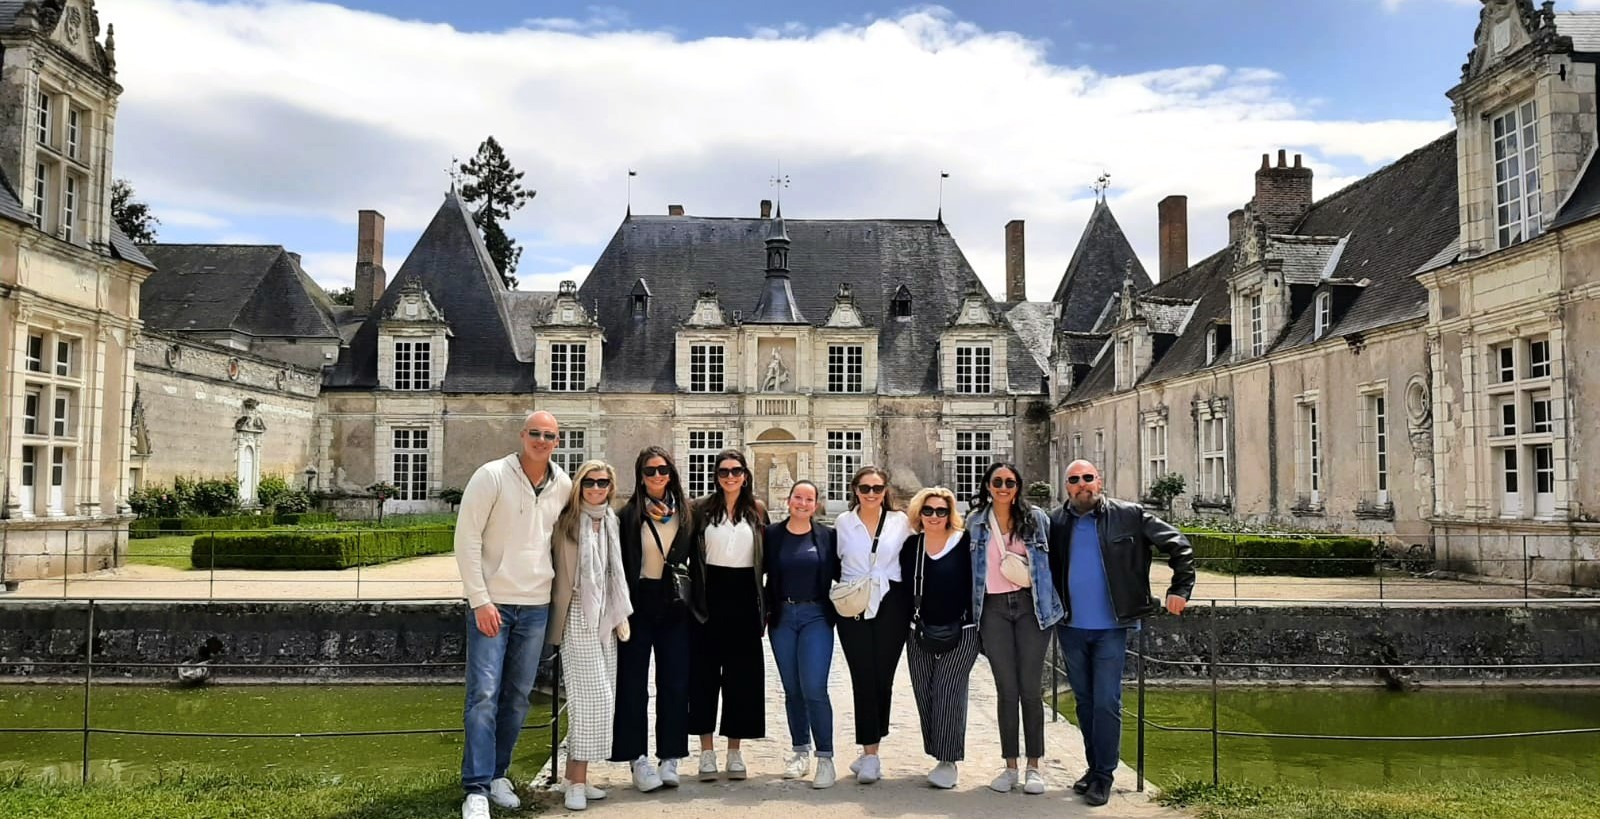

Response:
(836, 581), (911, 747)
(610, 578), (692, 762)
(687, 566), (765, 739)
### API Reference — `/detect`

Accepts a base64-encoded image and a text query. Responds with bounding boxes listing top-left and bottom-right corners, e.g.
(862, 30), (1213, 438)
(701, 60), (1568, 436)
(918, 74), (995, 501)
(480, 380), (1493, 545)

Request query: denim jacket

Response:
(968, 505), (1064, 629)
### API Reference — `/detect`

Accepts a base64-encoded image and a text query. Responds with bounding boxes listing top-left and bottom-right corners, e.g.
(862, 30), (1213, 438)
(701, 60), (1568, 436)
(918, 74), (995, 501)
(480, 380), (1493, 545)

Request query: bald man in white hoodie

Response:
(457, 410), (572, 819)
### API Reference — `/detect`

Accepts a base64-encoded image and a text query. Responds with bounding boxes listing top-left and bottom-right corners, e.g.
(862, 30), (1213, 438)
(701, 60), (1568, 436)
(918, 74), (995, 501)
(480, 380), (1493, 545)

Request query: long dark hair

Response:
(699, 448), (761, 527)
(624, 446), (691, 529)
(973, 461), (1037, 540)
(846, 465), (900, 512)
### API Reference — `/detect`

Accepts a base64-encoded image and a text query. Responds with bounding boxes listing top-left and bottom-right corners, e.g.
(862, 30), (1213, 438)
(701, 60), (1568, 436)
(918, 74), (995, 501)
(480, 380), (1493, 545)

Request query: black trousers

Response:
(836, 580), (912, 746)
(609, 578), (692, 762)
(687, 566), (765, 739)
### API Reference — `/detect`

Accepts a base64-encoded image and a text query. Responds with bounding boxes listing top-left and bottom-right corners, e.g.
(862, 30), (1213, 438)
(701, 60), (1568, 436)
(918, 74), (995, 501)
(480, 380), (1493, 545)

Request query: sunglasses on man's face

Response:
(920, 506), (950, 518)
(524, 430), (559, 442)
(1067, 474), (1098, 485)
(856, 483), (887, 495)
(640, 465), (670, 478)
(717, 467), (746, 479)
(580, 478), (612, 489)
(989, 477), (1018, 490)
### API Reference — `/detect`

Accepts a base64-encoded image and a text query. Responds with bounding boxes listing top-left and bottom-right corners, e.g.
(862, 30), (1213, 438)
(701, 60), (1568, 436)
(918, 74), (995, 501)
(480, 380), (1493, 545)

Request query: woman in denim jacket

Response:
(967, 462), (1063, 796)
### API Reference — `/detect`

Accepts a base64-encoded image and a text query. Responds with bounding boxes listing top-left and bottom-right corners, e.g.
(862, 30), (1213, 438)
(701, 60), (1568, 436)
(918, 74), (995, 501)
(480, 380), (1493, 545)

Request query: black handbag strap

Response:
(912, 534), (925, 620)
(866, 509), (887, 563)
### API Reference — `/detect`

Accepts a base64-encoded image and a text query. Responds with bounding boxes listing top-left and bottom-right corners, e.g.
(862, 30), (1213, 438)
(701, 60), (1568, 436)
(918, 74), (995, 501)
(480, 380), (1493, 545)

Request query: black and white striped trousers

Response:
(905, 625), (981, 762)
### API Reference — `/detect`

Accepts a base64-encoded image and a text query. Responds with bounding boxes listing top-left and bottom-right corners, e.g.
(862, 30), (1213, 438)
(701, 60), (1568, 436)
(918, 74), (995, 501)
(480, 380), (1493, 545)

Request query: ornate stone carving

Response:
(762, 348), (789, 392)
(130, 383), (151, 456)
(235, 398), (267, 434)
(63, 6), (82, 43)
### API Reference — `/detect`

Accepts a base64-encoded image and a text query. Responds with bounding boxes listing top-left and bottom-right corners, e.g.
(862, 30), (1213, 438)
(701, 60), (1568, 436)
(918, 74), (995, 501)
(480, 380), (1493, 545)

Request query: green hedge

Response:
(272, 512), (336, 526)
(1184, 530), (1378, 577)
(191, 526), (453, 570)
(129, 514), (274, 539)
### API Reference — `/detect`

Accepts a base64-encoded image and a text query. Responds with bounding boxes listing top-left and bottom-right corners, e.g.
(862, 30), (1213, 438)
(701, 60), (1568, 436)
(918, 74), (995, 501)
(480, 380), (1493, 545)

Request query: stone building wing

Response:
(325, 191), (532, 392)
(138, 244), (338, 339)
(1050, 200), (1152, 332)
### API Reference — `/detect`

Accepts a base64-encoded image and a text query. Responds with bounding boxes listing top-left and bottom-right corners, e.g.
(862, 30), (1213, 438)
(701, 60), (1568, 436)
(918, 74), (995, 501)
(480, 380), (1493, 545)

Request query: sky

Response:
(103, 0), (1563, 300)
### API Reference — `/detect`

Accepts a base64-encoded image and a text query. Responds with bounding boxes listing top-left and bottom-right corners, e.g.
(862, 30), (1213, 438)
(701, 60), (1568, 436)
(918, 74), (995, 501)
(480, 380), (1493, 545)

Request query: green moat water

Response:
(1056, 686), (1600, 788)
(0, 684), (554, 784)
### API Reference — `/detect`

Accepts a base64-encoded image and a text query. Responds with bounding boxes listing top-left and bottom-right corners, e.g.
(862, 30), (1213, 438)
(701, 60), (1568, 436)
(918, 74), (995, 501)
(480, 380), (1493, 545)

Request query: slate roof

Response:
(0, 2), (27, 29)
(1551, 144), (1600, 231)
(325, 191), (533, 392)
(1268, 235), (1342, 284)
(578, 215), (1044, 395)
(139, 244), (339, 339)
(506, 290), (558, 358)
(1004, 301), (1055, 371)
(1554, 12), (1600, 53)
(1050, 201), (1152, 333)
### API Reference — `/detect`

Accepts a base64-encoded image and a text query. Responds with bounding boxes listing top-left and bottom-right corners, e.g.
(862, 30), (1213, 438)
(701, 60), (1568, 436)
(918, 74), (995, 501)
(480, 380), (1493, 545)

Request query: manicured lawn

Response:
(123, 534), (196, 570)
(1159, 776), (1600, 819)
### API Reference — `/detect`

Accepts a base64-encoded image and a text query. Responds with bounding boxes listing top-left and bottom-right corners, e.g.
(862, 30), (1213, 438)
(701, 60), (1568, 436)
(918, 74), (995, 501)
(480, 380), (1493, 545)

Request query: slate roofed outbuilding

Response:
(577, 213), (1045, 395)
(325, 191), (533, 392)
(1051, 200), (1152, 333)
(138, 244), (339, 339)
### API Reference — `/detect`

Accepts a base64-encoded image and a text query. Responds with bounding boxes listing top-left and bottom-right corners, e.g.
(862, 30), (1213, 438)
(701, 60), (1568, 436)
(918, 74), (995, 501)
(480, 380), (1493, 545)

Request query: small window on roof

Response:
(891, 284), (912, 318)
(1313, 292), (1332, 340)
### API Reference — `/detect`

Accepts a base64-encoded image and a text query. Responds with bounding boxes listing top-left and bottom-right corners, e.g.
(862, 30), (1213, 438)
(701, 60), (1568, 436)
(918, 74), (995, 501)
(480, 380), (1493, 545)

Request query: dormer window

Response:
(1206, 329), (1218, 365)
(891, 285), (912, 318)
(1493, 100), (1541, 248)
(1249, 294), (1264, 356)
(631, 293), (648, 317)
(1313, 292), (1332, 340)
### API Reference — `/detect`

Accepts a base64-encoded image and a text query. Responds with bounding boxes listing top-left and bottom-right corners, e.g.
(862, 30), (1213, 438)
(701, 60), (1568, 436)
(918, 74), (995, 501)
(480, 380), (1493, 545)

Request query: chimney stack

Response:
(1253, 150), (1313, 234)
(1005, 219), (1026, 302)
(760, 199), (772, 219)
(1227, 209), (1246, 246)
(668, 204), (685, 216)
(1157, 195), (1188, 280)
(353, 210), (386, 317)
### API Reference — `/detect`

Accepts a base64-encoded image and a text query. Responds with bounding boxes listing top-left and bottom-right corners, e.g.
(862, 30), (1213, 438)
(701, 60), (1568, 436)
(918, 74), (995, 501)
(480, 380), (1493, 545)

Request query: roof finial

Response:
(938, 170), (950, 222)
(626, 168), (636, 218)
(447, 157), (462, 193)
(1093, 171), (1112, 203)
(770, 163), (790, 214)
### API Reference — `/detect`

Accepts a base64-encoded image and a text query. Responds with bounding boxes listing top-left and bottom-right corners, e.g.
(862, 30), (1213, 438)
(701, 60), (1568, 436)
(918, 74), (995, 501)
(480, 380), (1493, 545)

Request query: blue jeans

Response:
(1058, 626), (1129, 783)
(769, 602), (834, 757)
(462, 603), (550, 795)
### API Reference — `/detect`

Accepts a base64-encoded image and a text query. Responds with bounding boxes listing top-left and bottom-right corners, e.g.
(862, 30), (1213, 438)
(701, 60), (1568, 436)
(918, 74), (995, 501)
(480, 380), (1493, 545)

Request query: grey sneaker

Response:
(632, 757), (663, 793)
(698, 749), (718, 781)
(1023, 767), (1046, 794)
(461, 794), (490, 819)
(727, 749), (747, 780)
(784, 750), (811, 780)
(487, 777), (520, 809)
(812, 757), (836, 789)
(856, 753), (881, 784)
(659, 757), (681, 787)
(989, 768), (1019, 793)
(927, 761), (958, 789)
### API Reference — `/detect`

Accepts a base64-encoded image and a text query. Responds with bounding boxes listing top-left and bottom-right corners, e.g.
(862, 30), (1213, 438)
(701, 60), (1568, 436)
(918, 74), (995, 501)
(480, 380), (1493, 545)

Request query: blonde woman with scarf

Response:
(549, 460), (634, 811)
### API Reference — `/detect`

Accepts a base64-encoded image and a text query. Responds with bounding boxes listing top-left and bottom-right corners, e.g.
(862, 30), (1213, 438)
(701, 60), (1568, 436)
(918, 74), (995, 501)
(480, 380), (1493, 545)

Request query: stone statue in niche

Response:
(767, 456), (795, 509)
(763, 348), (789, 392)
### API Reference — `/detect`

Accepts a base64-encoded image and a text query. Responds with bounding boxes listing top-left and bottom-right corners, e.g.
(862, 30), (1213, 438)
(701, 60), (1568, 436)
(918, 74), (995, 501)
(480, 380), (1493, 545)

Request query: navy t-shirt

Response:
(900, 532), (972, 627)
(776, 527), (824, 603)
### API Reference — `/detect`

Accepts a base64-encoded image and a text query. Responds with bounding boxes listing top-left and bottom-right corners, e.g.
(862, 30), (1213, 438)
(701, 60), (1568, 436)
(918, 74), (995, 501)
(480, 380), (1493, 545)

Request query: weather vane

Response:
(770, 166), (790, 211)
(1093, 171), (1112, 203)
(447, 157), (462, 189)
(627, 168), (637, 216)
(938, 170), (950, 220)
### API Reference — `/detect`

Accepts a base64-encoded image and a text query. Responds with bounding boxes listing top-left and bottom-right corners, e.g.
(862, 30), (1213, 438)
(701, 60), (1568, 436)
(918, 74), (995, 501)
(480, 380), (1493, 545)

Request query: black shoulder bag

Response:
(911, 534), (963, 655)
(645, 517), (694, 609)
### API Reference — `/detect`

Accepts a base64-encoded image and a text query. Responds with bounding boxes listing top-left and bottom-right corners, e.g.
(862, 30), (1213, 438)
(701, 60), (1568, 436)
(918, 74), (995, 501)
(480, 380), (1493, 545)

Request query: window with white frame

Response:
(826, 431), (863, 502)
(1206, 328), (1218, 366)
(554, 429), (586, 476)
(828, 344), (864, 393)
(61, 175), (77, 242)
(1197, 407), (1229, 501)
(391, 428), (430, 501)
(955, 344), (992, 394)
(686, 430), (725, 498)
(26, 334), (43, 372)
(1249, 294), (1264, 356)
(1533, 443), (1555, 516)
(1489, 334), (1560, 517)
(66, 108), (81, 160)
(1071, 432), (1083, 460)
(1314, 292), (1332, 340)
(1492, 100), (1542, 249)
(19, 446), (37, 514)
(954, 430), (992, 504)
(1530, 389), (1553, 433)
(1094, 430), (1106, 470)
(23, 388), (40, 435)
(1296, 399), (1322, 506)
(689, 344), (725, 393)
(1143, 417), (1168, 496)
(16, 327), (82, 516)
(51, 390), (72, 438)
(33, 161), (47, 227)
(1528, 336), (1551, 379)
(36, 91), (50, 148)
(1501, 447), (1521, 516)
(550, 342), (587, 391)
(54, 338), (73, 377)
(393, 340), (432, 391)
(1368, 393), (1390, 506)
(48, 446), (67, 515)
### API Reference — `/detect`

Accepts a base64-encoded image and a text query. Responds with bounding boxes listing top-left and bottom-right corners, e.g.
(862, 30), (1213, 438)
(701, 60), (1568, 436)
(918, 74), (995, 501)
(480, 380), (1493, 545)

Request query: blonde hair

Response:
(554, 459), (616, 545)
(906, 486), (964, 533)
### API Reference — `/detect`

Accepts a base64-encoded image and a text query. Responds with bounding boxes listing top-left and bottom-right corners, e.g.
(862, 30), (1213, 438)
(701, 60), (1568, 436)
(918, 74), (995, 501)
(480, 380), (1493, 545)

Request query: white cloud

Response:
(110, 1), (1451, 298)
(523, 4), (629, 32)
(153, 207), (230, 230)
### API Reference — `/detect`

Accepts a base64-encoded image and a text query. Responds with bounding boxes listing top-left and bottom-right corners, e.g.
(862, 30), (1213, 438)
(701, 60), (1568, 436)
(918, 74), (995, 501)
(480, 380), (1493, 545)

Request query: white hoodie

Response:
(454, 454), (571, 609)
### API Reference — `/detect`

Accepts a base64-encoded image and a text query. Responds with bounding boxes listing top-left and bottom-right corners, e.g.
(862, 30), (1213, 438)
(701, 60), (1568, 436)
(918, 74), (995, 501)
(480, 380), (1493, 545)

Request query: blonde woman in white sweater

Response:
(549, 460), (634, 811)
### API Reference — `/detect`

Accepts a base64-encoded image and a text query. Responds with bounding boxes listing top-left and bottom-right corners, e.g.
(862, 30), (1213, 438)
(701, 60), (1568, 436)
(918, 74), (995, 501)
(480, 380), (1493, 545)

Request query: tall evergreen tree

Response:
(457, 136), (536, 289)
(111, 178), (160, 244)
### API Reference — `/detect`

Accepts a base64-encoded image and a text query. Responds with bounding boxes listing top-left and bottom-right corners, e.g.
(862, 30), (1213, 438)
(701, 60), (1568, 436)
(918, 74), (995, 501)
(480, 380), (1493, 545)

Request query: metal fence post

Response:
(1523, 535), (1530, 603)
(81, 599), (95, 785)
(355, 531), (363, 600)
(62, 529), (70, 599)
(1231, 534), (1238, 602)
(1136, 624), (1147, 793)
(209, 530), (216, 601)
(1209, 605), (1220, 787)
(548, 651), (563, 783)
(1051, 631), (1060, 723)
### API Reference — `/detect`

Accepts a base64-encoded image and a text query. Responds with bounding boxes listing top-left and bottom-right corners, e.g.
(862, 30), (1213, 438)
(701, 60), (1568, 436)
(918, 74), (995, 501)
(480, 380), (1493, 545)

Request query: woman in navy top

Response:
(762, 480), (840, 789)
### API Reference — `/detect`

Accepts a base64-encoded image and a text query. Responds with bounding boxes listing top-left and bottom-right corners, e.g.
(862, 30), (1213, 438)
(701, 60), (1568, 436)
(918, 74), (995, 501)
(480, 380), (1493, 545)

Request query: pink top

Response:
(984, 513), (1028, 594)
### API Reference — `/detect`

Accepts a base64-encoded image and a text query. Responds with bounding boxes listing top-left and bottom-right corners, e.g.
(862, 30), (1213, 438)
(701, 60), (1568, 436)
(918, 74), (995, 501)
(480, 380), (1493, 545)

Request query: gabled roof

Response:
(325, 191), (532, 392)
(1005, 302), (1054, 371)
(1051, 200), (1152, 332)
(577, 214), (1043, 395)
(138, 244), (339, 339)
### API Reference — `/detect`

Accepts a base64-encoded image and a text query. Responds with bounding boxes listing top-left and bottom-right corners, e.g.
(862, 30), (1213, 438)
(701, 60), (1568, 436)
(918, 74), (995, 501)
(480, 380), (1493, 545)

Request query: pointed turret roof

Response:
(747, 208), (808, 324)
(1051, 200), (1152, 332)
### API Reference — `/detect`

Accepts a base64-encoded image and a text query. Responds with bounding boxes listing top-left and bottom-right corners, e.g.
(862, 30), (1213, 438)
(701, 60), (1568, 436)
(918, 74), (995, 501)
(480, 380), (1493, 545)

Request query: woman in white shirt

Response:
(832, 465), (912, 784)
(687, 449), (769, 782)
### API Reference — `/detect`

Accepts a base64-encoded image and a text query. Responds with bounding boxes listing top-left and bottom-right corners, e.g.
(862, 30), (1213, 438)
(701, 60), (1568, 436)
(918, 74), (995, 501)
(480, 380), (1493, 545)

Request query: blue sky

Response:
(110, 0), (1492, 299)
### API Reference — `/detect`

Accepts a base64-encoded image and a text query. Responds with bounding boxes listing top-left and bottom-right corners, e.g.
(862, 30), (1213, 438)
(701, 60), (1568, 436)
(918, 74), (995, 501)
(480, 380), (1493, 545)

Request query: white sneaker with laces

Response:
(927, 761), (958, 789)
(487, 777), (520, 810)
(564, 784), (587, 811)
(698, 749), (719, 781)
(812, 757), (836, 789)
(1023, 767), (1046, 794)
(585, 783), (608, 800)
(849, 755), (865, 775)
(727, 749), (747, 780)
(856, 753), (881, 784)
(783, 750), (811, 779)
(659, 758), (681, 788)
(632, 757), (664, 793)
(990, 768), (1019, 793)
(462, 794), (491, 819)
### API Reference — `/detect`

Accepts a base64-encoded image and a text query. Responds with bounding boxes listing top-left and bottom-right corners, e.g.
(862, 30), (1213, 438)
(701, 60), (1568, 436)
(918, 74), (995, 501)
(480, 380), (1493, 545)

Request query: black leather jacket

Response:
(1047, 496), (1196, 625)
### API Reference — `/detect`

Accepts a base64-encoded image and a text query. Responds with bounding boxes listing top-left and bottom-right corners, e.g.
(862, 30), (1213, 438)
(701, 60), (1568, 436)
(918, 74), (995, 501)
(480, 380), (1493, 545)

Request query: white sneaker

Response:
(632, 757), (664, 793)
(727, 749), (747, 780)
(487, 777), (521, 809)
(1023, 767), (1045, 794)
(849, 755), (865, 774)
(812, 757), (836, 789)
(990, 768), (1019, 793)
(564, 784), (587, 811)
(659, 757), (681, 788)
(856, 753), (881, 784)
(585, 783), (608, 800)
(783, 750), (811, 779)
(461, 794), (491, 819)
(698, 749), (718, 781)
(927, 761), (958, 789)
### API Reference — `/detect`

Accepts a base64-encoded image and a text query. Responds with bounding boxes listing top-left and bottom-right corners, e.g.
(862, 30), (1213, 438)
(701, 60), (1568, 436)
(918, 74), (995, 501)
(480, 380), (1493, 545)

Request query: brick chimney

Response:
(353, 210), (386, 317)
(1227, 209), (1246, 246)
(760, 199), (772, 219)
(1005, 220), (1026, 302)
(1157, 195), (1188, 280)
(668, 204), (685, 216)
(1254, 149), (1313, 234)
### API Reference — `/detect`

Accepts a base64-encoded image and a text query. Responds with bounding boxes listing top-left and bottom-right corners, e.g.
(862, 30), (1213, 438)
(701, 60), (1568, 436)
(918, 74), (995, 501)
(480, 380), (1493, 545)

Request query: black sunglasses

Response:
(989, 477), (1018, 489)
(717, 467), (746, 478)
(580, 478), (612, 489)
(524, 430), (559, 441)
(1067, 474), (1098, 485)
(920, 506), (950, 517)
(856, 483), (887, 495)
(641, 465), (670, 478)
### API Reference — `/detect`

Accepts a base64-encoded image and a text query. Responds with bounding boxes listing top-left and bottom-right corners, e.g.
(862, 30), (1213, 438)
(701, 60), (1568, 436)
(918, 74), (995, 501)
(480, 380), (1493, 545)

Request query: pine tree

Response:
(111, 178), (160, 244)
(457, 136), (536, 289)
